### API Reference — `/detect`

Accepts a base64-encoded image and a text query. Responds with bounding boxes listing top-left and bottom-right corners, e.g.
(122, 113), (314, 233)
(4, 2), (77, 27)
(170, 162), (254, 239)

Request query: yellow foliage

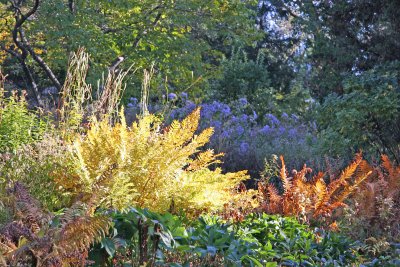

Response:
(55, 107), (248, 215)
(220, 183), (259, 222)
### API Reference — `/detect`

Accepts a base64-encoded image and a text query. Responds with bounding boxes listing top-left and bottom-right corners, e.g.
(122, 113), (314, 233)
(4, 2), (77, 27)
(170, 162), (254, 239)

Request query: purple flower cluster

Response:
(125, 95), (320, 176)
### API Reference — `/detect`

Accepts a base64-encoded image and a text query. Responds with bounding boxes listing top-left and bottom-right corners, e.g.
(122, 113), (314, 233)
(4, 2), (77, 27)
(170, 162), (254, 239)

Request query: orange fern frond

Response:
(279, 155), (292, 195)
(327, 152), (362, 194)
(314, 179), (327, 214)
(381, 155), (400, 189)
(381, 155), (393, 175)
(268, 184), (282, 203)
(334, 170), (373, 204)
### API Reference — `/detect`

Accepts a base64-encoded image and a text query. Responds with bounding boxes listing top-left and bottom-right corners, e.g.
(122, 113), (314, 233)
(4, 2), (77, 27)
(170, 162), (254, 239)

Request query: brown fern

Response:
(0, 182), (110, 266)
(252, 153), (372, 225)
(349, 155), (400, 241)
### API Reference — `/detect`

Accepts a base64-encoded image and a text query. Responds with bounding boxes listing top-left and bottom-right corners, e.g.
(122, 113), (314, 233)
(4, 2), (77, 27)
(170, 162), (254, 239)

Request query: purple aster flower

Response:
(221, 129), (230, 139)
(265, 114), (280, 125)
(170, 109), (178, 119)
(129, 97), (138, 104)
(211, 120), (222, 130)
(288, 128), (297, 139)
(236, 125), (245, 136)
(239, 98), (248, 107)
(184, 100), (196, 112)
(231, 115), (239, 124)
(278, 126), (286, 135)
(201, 104), (214, 120)
(260, 125), (271, 135)
(239, 114), (249, 123)
(222, 106), (231, 116)
(168, 93), (177, 101)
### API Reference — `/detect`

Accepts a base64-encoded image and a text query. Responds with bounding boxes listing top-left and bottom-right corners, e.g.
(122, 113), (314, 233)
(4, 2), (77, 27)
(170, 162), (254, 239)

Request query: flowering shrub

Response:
(126, 95), (321, 177)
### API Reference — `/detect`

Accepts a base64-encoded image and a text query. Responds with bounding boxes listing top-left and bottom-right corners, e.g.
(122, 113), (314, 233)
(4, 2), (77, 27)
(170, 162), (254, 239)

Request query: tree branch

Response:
(18, 28), (62, 90)
(8, 0), (61, 105)
(68, 0), (75, 13)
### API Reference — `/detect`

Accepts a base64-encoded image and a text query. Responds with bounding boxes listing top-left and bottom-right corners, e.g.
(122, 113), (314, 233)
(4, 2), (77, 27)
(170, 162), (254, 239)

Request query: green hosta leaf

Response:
(101, 237), (116, 257)
(241, 255), (264, 267)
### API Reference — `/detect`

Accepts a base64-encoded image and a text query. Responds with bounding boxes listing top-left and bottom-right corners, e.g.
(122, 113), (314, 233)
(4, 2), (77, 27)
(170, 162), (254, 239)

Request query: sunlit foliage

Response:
(55, 107), (248, 215)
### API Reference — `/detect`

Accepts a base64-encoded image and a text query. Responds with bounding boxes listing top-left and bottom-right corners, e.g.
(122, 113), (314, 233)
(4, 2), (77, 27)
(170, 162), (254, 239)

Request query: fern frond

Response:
(314, 179), (327, 213)
(381, 155), (393, 175)
(279, 155), (291, 195)
(165, 107), (201, 148)
(56, 214), (111, 254)
(186, 150), (222, 171)
(334, 170), (372, 204)
(328, 152), (362, 193)
(6, 182), (50, 232)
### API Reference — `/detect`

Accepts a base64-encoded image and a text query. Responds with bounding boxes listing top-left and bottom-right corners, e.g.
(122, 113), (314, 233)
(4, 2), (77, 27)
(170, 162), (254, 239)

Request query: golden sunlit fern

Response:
(54, 107), (248, 216)
(0, 182), (110, 266)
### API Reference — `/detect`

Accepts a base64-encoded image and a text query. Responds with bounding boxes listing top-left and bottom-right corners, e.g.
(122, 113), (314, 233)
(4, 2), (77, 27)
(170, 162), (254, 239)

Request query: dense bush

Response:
(315, 62), (400, 161)
(0, 135), (71, 211)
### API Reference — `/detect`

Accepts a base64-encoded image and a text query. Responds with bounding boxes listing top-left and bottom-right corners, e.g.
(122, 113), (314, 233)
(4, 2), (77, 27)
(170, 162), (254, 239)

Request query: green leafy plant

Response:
(0, 134), (72, 211)
(91, 210), (359, 267)
(0, 90), (47, 153)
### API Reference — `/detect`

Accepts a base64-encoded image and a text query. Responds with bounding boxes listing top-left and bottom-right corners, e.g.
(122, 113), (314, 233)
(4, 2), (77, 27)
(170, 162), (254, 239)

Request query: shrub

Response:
(0, 90), (47, 153)
(314, 62), (400, 160)
(210, 48), (273, 116)
(55, 107), (248, 215)
(0, 134), (72, 211)
(127, 97), (321, 177)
